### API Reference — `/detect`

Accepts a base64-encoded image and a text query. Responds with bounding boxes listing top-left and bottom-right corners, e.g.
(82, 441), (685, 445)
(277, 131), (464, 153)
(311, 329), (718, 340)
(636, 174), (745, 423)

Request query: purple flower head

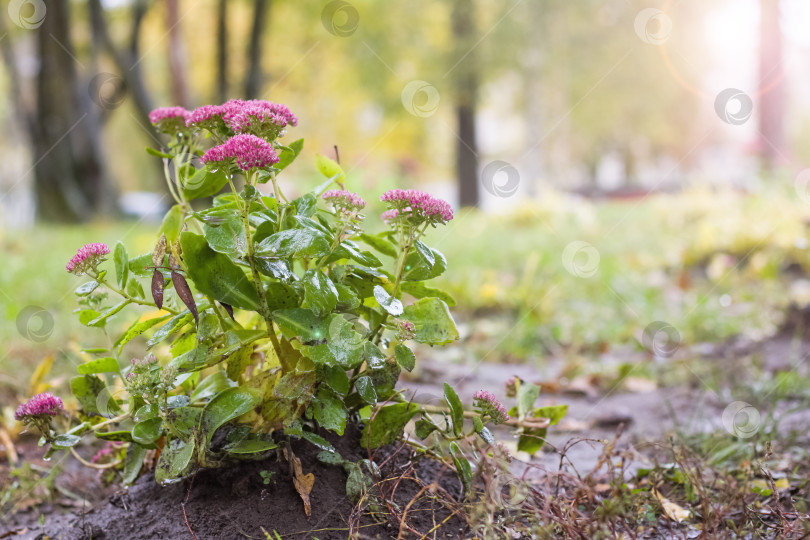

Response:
(227, 100), (298, 138)
(149, 106), (190, 135)
(91, 442), (119, 464)
(201, 134), (280, 171)
(66, 243), (110, 275)
(380, 189), (453, 224)
(14, 392), (63, 423)
(322, 189), (366, 212)
(394, 318), (416, 340)
(473, 389), (510, 425)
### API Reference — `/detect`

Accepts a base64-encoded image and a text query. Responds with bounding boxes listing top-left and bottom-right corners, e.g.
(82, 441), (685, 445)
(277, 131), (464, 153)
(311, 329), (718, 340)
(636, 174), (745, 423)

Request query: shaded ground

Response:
(4, 308), (810, 538)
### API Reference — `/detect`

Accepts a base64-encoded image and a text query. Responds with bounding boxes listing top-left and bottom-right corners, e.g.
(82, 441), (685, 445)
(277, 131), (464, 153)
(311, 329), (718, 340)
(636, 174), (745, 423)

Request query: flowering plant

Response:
(30, 98), (563, 509)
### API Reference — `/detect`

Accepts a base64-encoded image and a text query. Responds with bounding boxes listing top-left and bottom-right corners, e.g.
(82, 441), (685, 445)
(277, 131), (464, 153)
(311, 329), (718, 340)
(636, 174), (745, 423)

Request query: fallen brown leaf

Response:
(283, 446), (315, 516)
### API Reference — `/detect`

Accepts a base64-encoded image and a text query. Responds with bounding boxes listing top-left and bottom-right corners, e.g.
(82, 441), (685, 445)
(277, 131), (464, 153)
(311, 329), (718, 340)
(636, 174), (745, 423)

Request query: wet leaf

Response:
(76, 356), (118, 375)
(114, 241), (129, 289)
(312, 386), (347, 436)
(255, 228), (330, 259)
(373, 285), (403, 316)
(155, 439), (195, 485)
(444, 383), (464, 437)
(115, 314), (172, 352)
(302, 270), (338, 316)
(361, 402), (418, 449)
(123, 443), (147, 485)
(394, 344), (415, 372)
(399, 282), (456, 306)
(201, 387), (262, 444)
(276, 138), (304, 171)
(402, 298), (459, 346)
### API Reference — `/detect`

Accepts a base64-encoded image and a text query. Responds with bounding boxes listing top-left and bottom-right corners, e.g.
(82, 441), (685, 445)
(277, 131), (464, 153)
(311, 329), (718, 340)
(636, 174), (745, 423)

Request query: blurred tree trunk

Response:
(34, 0), (112, 222)
(166, 0), (189, 107)
(216, 0), (228, 102)
(88, 0), (154, 134)
(522, 1), (544, 197)
(452, 0), (479, 208)
(758, 0), (784, 171)
(245, 0), (271, 99)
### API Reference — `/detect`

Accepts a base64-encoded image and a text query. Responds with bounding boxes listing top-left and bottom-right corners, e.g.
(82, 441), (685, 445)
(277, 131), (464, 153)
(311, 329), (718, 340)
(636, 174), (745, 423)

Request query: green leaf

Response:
(294, 193), (318, 217)
(95, 430), (133, 443)
(164, 406), (203, 440)
(254, 228), (330, 259)
(159, 204), (184, 242)
(146, 146), (173, 158)
(273, 308), (329, 342)
(134, 403), (159, 423)
(155, 439), (195, 484)
(131, 417), (163, 445)
(443, 383), (464, 437)
(226, 344), (254, 382)
(115, 314), (172, 352)
(123, 443), (147, 485)
(86, 300), (129, 327)
(312, 386), (347, 436)
(449, 442), (472, 494)
(304, 314), (366, 369)
(373, 285), (403, 316)
(361, 402), (418, 449)
(314, 153), (344, 183)
(126, 276), (145, 299)
(319, 365), (350, 396)
(302, 431), (336, 452)
(355, 376), (377, 405)
(517, 384), (540, 420)
(147, 311), (192, 348)
(114, 242), (128, 289)
(335, 283), (360, 310)
(403, 242), (447, 282)
(70, 375), (107, 416)
(402, 298), (459, 346)
(191, 371), (235, 403)
(477, 426), (496, 445)
(224, 439), (277, 454)
(51, 434), (81, 450)
(357, 233), (397, 258)
(394, 344), (416, 372)
(332, 241), (383, 267)
(399, 282), (456, 307)
(76, 356), (118, 375)
(180, 232), (260, 311)
(129, 253), (154, 277)
(204, 217), (247, 257)
(415, 418), (437, 439)
(517, 428), (547, 455)
(276, 138), (304, 171)
(302, 270), (338, 316)
(183, 168), (229, 200)
(535, 404), (568, 426)
(75, 281), (99, 296)
(201, 387), (262, 443)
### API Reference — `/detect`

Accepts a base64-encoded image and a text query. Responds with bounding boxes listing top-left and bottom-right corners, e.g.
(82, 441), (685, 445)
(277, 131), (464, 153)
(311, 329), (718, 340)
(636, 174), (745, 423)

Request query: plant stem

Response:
(94, 272), (179, 315)
(69, 447), (122, 470)
(241, 170), (284, 362)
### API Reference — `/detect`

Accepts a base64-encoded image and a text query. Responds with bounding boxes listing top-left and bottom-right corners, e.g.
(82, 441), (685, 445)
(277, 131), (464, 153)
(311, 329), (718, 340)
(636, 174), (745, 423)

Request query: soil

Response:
(2, 426), (467, 540)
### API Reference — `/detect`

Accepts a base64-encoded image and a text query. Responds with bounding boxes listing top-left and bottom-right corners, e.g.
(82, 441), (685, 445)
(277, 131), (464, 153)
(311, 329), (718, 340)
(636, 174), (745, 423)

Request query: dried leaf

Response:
(283, 446), (315, 516)
(171, 271), (198, 325)
(653, 489), (690, 523)
(151, 269), (164, 310)
(221, 302), (235, 321)
(152, 234), (167, 268)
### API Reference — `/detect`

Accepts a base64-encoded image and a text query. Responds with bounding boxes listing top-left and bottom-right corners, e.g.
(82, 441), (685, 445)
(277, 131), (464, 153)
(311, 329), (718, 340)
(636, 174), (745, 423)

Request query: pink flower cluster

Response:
(473, 390), (510, 424)
(14, 392), (63, 421)
(186, 99), (297, 137)
(91, 442), (120, 464)
(66, 242), (110, 274)
(149, 107), (191, 135)
(381, 209), (399, 223)
(201, 134), (280, 171)
(380, 189), (454, 223)
(322, 189), (366, 212)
